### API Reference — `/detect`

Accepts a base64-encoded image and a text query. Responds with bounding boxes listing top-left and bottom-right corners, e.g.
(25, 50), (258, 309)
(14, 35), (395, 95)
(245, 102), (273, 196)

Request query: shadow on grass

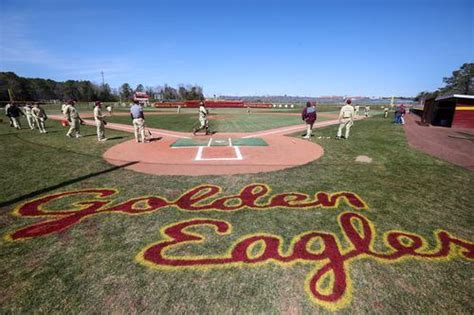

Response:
(106, 136), (126, 141)
(0, 161), (139, 209)
(42, 130), (60, 133)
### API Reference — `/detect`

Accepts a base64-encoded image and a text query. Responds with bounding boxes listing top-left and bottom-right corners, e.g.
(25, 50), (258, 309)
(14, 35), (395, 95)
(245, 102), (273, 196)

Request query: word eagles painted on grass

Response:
(7, 184), (367, 240)
(137, 212), (474, 311)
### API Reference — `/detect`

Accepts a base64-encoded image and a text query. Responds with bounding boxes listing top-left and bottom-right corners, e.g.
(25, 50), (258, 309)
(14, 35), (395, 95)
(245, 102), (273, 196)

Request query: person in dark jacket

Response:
(7, 103), (24, 130)
(301, 101), (317, 139)
(394, 105), (402, 124)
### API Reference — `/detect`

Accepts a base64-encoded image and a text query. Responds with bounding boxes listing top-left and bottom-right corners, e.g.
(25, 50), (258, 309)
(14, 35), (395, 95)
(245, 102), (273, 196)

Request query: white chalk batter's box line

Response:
(194, 138), (243, 161)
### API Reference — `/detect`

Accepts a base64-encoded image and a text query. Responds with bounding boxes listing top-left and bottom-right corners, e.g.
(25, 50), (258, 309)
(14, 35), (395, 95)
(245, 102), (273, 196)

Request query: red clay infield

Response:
(403, 113), (474, 170)
(49, 114), (365, 176)
(102, 128), (325, 176)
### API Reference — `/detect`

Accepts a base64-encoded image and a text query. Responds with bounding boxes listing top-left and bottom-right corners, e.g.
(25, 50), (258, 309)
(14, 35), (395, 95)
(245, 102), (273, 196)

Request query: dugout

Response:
(423, 94), (474, 128)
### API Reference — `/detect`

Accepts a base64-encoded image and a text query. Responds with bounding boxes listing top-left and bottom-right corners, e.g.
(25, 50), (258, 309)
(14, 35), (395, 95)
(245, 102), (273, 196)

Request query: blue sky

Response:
(1, 0), (472, 96)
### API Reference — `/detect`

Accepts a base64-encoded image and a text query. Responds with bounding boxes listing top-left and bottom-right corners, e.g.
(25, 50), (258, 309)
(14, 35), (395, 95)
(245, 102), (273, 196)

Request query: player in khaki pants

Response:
(192, 101), (210, 135)
(32, 103), (48, 133)
(93, 101), (107, 141)
(336, 99), (355, 140)
(130, 100), (146, 143)
(65, 100), (82, 138)
(23, 104), (35, 129)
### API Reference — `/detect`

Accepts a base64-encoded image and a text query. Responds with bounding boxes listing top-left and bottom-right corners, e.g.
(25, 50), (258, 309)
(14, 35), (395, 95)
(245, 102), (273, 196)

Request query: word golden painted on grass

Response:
(137, 212), (474, 311)
(6, 184), (367, 240)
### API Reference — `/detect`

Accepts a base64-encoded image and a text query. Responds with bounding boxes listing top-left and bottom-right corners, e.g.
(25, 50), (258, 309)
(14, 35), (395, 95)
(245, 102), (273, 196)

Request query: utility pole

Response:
(101, 71), (105, 87)
(8, 89), (15, 102)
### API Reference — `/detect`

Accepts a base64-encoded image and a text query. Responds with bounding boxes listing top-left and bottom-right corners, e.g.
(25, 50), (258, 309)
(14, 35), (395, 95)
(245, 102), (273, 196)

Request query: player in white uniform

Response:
(336, 99), (355, 140)
(192, 101), (210, 135)
(23, 104), (35, 129)
(94, 101), (107, 141)
(61, 102), (68, 118)
(31, 103), (48, 133)
(65, 101), (82, 138)
(364, 105), (370, 117)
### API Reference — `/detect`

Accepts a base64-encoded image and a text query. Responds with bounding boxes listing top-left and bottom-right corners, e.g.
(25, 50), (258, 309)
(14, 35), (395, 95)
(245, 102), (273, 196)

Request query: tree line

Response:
(415, 63), (474, 101)
(0, 72), (116, 102)
(119, 83), (203, 101)
(0, 72), (204, 102)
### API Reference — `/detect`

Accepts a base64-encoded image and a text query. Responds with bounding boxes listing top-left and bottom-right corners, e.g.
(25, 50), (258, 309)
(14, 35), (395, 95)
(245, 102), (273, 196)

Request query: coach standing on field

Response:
(130, 100), (146, 143)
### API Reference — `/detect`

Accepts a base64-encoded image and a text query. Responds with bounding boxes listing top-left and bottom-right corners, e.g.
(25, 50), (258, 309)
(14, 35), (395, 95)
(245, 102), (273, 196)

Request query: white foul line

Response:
(195, 146), (204, 161)
(234, 146), (243, 160)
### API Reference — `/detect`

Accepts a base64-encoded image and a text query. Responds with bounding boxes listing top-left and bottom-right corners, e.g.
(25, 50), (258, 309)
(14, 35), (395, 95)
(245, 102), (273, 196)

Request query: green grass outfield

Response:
(40, 103), (339, 132)
(0, 115), (473, 313)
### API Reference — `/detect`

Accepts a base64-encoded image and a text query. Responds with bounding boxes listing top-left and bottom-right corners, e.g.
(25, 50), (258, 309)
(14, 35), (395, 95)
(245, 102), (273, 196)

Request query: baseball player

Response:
(354, 104), (360, 118)
(301, 101), (317, 139)
(7, 103), (24, 130)
(364, 105), (370, 117)
(94, 101), (107, 141)
(192, 101), (210, 135)
(130, 100), (146, 143)
(23, 104), (35, 129)
(5, 103), (13, 127)
(383, 106), (389, 118)
(61, 102), (68, 118)
(336, 99), (355, 140)
(32, 103), (48, 133)
(65, 100), (82, 138)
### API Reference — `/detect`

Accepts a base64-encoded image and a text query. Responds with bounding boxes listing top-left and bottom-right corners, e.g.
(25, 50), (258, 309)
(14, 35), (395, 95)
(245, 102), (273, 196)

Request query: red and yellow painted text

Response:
(137, 213), (474, 310)
(5, 184), (473, 310)
(6, 184), (366, 240)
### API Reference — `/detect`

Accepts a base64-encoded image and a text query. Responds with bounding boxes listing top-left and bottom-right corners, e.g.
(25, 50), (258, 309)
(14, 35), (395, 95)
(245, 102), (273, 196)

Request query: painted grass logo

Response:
(6, 184), (367, 240)
(5, 184), (474, 310)
(136, 213), (474, 310)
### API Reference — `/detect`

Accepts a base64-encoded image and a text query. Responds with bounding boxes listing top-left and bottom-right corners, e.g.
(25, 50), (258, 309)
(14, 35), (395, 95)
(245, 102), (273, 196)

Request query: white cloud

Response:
(0, 13), (134, 84)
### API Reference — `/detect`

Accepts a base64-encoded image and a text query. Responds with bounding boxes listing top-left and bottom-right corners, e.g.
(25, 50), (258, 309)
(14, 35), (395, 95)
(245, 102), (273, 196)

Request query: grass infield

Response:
(0, 114), (473, 313)
(170, 138), (268, 147)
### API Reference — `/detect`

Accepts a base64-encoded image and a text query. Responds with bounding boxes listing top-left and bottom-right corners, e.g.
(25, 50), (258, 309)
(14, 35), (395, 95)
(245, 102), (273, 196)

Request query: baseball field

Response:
(1, 107), (473, 313)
